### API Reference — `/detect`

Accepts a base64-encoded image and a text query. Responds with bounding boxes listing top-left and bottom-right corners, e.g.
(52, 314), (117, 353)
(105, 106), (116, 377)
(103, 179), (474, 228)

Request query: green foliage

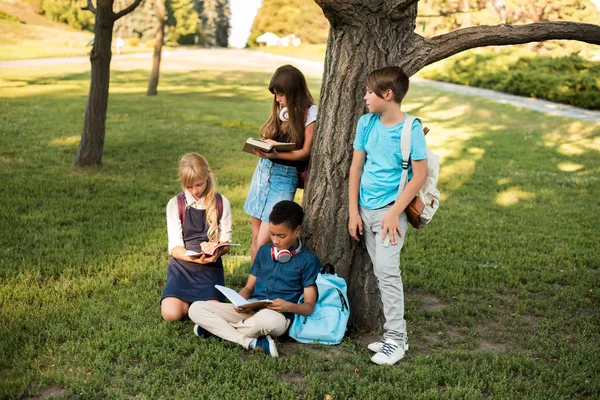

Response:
(0, 61), (599, 399)
(421, 51), (600, 110)
(114, 0), (157, 41)
(248, 0), (329, 47)
(165, 0), (200, 45)
(0, 11), (21, 23)
(39, 0), (93, 31)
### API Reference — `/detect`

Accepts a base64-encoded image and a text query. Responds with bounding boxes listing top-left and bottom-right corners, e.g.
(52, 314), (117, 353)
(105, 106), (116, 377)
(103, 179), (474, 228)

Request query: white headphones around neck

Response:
(279, 107), (289, 122)
(271, 239), (302, 263)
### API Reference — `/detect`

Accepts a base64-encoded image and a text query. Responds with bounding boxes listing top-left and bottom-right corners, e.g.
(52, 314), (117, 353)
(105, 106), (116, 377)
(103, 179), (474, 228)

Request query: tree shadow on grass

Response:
(0, 68), (598, 398)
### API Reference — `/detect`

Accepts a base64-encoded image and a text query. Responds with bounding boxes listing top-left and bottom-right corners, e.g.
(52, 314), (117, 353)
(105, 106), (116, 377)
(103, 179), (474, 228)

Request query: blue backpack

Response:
(288, 272), (350, 345)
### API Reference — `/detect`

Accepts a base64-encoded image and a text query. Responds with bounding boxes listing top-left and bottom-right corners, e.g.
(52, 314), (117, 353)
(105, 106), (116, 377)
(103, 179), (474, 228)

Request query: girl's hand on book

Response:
(253, 148), (278, 159)
(194, 252), (219, 264)
(381, 210), (402, 245)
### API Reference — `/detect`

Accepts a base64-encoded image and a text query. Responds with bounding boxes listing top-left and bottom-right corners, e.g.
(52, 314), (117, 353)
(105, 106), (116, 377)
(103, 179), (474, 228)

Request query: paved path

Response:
(260, 52), (600, 123)
(1, 49), (598, 123)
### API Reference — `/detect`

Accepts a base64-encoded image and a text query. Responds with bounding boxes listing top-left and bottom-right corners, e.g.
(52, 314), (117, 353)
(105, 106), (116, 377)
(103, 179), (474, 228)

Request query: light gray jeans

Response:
(360, 205), (408, 345)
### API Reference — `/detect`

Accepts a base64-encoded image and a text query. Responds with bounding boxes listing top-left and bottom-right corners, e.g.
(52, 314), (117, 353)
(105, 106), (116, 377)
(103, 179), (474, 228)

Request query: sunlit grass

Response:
(0, 59), (599, 399)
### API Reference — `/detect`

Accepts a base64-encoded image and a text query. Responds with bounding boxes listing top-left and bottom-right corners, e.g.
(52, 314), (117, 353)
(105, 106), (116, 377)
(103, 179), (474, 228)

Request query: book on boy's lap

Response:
(215, 285), (273, 311)
(242, 138), (296, 154)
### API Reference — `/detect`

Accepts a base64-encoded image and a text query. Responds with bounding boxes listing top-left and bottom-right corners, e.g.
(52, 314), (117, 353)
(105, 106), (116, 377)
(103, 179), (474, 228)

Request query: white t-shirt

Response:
(305, 104), (318, 126)
(166, 190), (233, 254)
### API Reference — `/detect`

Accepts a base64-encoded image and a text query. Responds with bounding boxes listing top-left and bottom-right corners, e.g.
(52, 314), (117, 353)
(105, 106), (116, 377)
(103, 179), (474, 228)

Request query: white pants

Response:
(360, 205), (409, 344)
(188, 301), (290, 348)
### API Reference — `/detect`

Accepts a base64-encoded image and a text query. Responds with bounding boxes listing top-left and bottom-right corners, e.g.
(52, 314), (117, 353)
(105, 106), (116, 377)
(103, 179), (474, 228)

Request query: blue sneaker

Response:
(254, 335), (279, 357)
(193, 324), (212, 338)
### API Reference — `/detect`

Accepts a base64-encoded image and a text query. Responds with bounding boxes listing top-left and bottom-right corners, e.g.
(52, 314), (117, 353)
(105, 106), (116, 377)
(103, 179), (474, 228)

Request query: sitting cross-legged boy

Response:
(188, 200), (321, 357)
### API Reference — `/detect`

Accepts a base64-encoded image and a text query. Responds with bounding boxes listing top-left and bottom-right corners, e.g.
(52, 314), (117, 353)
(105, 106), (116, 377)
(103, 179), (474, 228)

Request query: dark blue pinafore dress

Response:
(161, 206), (226, 303)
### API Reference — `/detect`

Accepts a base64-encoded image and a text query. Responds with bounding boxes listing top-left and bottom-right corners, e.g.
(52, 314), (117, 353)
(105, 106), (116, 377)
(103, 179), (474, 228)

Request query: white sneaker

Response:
(371, 338), (405, 365)
(368, 338), (409, 353)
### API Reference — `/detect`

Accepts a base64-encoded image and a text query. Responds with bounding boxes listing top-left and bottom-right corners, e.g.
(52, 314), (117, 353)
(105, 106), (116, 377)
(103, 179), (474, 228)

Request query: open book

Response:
(183, 243), (241, 257)
(242, 138), (296, 154)
(215, 285), (273, 311)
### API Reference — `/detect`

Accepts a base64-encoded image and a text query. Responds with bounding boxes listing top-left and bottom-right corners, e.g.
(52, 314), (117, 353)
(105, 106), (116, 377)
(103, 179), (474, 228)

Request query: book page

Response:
(215, 285), (272, 309)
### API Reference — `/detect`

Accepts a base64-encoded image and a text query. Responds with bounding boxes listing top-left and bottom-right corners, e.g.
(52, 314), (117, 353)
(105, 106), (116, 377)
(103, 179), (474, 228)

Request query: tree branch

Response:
(418, 10), (471, 18)
(422, 22), (600, 68)
(81, 0), (96, 14)
(113, 0), (144, 20)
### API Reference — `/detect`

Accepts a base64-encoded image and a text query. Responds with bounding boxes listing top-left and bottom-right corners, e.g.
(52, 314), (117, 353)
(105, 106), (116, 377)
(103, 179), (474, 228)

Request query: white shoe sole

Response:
(266, 335), (279, 358)
(368, 341), (409, 353)
(371, 352), (405, 365)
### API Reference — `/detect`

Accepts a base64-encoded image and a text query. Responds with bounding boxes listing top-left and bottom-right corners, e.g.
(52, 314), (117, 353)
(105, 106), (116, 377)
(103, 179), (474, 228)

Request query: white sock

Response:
(248, 338), (257, 349)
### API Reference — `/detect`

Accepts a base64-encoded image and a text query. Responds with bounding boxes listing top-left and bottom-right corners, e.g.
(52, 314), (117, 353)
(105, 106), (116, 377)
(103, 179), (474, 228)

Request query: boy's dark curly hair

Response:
(269, 201), (304, 230)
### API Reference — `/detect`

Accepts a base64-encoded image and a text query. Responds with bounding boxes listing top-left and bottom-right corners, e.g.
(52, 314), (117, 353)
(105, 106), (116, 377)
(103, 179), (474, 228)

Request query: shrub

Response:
(421, 51), (600, 110)
(0, 10), (21, 23)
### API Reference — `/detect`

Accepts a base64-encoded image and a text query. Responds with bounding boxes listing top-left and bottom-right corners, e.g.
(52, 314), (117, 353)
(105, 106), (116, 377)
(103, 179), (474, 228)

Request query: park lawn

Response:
(0, 61), (599, 399)
(0, 19), (157, 61)
(254, 44), (327, 63)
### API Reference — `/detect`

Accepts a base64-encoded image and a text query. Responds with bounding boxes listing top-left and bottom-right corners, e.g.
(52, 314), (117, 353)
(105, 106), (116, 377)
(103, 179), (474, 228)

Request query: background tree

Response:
(147, 0), (166, 96)
(199, 0), (230, 47)
(248, 0), (329, 47)
(302, 0), (600, 330)
(113, 0), (156, 40)
(165, 0), (200, 44)
(73, 0), (143, 167)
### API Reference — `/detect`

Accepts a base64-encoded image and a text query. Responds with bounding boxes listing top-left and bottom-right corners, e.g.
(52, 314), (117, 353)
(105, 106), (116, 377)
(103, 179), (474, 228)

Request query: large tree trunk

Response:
(307, 0), (600, 330)
(73, 1), (114, 167)
(147, 0), (165, 96)
(303, 5), (420, 331)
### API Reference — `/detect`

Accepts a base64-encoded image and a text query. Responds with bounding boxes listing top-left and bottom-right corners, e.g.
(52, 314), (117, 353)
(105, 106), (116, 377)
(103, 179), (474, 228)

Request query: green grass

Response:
(0, 59), (599, 399)
(0, 18), (159, 61)
(255, 44), (327, 63)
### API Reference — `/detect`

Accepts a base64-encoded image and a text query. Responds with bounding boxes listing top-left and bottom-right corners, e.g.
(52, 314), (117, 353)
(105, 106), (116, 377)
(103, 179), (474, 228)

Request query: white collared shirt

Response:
(166, 190), (233, 254)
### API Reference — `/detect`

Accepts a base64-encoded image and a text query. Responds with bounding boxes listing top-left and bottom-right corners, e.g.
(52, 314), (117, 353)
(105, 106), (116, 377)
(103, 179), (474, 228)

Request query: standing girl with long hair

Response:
(161, 153), (233, 321)
(244, 65), (318, 262)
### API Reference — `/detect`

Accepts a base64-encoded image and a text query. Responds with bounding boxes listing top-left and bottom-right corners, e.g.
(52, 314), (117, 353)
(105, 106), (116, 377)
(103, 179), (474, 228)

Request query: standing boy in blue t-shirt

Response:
(189, 200), (321, 357)
(348, 66), (428, 365)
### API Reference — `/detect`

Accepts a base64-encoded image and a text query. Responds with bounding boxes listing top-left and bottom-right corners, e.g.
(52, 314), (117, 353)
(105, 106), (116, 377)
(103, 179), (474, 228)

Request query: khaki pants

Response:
(360, 205), (409, 345)
(188, 301), (290, 348)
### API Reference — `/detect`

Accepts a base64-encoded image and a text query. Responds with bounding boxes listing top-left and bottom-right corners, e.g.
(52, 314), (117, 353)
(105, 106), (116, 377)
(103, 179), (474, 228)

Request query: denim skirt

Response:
(244, 158), (298, 222)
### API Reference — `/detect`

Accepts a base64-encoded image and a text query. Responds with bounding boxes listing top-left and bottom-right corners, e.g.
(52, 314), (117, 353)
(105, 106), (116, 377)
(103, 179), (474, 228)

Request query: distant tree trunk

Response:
(306, 0), (600, 330)
(147, 0), (166, 96)
(74, 0), (144, 168)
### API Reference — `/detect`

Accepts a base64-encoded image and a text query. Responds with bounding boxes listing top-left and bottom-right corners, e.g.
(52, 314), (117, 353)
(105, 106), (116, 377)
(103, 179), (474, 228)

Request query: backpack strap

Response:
(399, 115), (419, 192)
(177, 192), (224, 226)
(177, 192), (187, 226)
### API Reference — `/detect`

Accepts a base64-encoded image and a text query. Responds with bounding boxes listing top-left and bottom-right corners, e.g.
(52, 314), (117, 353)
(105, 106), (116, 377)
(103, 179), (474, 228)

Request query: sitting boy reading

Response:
(188, 200), (321, 357)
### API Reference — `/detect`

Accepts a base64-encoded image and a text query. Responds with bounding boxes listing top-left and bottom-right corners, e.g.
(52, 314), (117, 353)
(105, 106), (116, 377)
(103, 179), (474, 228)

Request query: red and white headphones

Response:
(271, 240), (302, 263)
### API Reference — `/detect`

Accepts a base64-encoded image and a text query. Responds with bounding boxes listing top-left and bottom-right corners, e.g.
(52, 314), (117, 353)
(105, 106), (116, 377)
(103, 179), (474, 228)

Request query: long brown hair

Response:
(260, 65), (313, 149)
(178, 153), (219, 242)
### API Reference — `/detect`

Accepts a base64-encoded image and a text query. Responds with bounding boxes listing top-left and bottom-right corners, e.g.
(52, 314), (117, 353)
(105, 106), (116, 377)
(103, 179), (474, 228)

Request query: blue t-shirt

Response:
(353, 113), (427, 210)
(249, 243), (321, 318)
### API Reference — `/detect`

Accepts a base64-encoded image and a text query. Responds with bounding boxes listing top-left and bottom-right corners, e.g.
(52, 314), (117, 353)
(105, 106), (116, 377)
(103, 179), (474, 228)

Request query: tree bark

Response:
(73, 0), (143, 167)
(73, 0), (114, 167)
(308, 0), (600, 330)
(147, 0), (166, 96)
(304, 4), (420, 331)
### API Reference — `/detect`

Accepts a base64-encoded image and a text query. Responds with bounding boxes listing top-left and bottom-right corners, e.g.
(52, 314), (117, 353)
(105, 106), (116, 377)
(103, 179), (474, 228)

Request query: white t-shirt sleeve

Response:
(218, 195), (233, 243)
(166, 195), (184, 255)
(305, 104), (318, 127)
